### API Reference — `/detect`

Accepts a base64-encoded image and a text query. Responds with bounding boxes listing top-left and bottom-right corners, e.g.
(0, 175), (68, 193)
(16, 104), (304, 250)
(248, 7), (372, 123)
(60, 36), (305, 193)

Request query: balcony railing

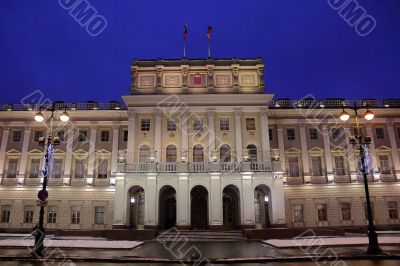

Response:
(0, 101), (126, 112)
(269, 98), (400, 109)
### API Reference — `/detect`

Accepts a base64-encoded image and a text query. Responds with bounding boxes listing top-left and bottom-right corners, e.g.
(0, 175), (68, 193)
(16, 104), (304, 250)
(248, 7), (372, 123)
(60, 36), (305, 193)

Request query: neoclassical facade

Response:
(0, 58), (399, 233)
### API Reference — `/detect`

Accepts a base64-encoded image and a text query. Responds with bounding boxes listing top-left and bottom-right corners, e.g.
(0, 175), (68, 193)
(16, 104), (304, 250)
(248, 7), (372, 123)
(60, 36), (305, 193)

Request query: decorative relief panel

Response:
(188, 73), (207, 87)
(239, 72), (258, 86)
(138, 74), (156, 88)
(214, 72), (232, 87)
(163, 73), (182, 87)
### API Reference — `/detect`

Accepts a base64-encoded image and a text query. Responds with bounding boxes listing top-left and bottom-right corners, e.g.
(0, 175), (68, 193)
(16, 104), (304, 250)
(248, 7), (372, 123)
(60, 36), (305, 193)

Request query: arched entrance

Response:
(222, 185), (240, 229)
(159, 185), (176, 229)
(254, 185), (271, 228)
(128, 186), (145, 229)
(190, 185), (208, 230)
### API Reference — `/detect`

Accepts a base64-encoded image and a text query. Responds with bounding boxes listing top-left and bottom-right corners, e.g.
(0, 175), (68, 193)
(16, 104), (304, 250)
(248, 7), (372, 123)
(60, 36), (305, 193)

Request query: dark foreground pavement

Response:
(0, 240), (400, 265)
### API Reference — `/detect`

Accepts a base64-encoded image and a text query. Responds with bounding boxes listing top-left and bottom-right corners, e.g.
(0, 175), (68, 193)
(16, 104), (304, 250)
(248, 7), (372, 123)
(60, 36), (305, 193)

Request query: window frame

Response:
(140, 118), (151, 132)
(100, 130), (110, 142)
(309, 128), (318, 140)
(12, 130), (22, 142)
(287, 128), (296, 140)
(246, 118), (256, 131)
(94, 206), (105, 225)
(47, 206), (57, 224)
(219, 117), (230, 131)
(71, 206), (81, 224)
(375, 127), (385, 139)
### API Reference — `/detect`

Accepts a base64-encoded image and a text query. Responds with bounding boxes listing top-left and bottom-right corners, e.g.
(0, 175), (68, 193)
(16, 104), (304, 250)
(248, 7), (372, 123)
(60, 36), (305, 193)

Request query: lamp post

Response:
(339, 105), (381, 254)
(31, 103), (69, 257)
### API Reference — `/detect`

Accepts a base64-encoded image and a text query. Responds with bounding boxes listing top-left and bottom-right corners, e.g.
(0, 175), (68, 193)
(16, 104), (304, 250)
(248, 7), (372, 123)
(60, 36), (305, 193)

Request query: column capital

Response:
(276, 120), (283, 130)
(365, 122), (373, 129)
(321, 123), (329, 130)
(180, 111), (189, 119)
(156, 65), (164, 76)
(207, 110), (216, 119)
(24, 126), (31, 132)
(233, 110), (242, 119)
(128, 109), (137, 118)
(259, 109), (268, 118)
(2, 126), (10, 132)
(154, 110), (163, 119)
(386, 118), (395, 127)
(298, 121), (306, 128)
(181, 64), (189, 76)
(112, 124), (120, 131)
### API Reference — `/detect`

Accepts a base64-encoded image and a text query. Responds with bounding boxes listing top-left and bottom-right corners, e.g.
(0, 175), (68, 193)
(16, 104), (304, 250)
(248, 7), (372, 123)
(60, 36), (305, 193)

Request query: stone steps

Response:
(157, 230), (245, 241)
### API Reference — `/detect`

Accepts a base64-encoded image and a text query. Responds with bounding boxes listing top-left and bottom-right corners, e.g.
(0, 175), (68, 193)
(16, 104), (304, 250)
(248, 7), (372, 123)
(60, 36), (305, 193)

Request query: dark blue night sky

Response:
(0, 0), (399, 103)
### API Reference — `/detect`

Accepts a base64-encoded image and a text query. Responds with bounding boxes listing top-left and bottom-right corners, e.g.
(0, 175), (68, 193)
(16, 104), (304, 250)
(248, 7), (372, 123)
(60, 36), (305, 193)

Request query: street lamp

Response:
(339, 105), (381, 254)
(31, 103), (69, 257)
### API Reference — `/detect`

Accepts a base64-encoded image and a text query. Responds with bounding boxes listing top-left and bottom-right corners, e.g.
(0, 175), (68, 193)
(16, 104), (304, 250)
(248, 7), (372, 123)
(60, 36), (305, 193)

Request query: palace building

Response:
(0, 58), (400, 236)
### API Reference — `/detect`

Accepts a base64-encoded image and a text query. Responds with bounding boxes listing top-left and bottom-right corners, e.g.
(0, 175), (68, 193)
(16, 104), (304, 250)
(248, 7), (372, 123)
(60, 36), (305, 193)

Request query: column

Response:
(299, 123), (310, 183)
(181, 112), (189, 161)
(207, 64), (214, 93)
(113, 174), (126, 227)
(145, 173), (157, 228)
(277, 122), (286, 174)
(87, 125), (97, 178)
(365, 123), (379, 181)
(344, 125), (357, 181)
(322, 124), (334, 182)
(0, 127), (10, 178)
(207, 110), (216, 162)
(176, 173), (190, 228)
(210, 173), (222, 228)
(127, 110), (136, 164)
(387, 121), (400, 179)
(63, 126), (74, 179)
(271, 180), (286, 224)
(154, 110), (162, 162)
(18, 127), (31, 178)
(111, 125), (119, 174)
(241, 174), (255, 226)
(260, 109), (271, 162)
(234, 110), (243, 163)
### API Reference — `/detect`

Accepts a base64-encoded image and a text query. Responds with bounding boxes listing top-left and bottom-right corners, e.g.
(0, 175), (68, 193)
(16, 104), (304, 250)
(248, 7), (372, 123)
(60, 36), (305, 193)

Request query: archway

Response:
(222, 185), (240, 229)
(128, 186), (145, 229)
(159, 185), (176, 229)
(254, 185), (272, 228)
(190, 185), (208, 230)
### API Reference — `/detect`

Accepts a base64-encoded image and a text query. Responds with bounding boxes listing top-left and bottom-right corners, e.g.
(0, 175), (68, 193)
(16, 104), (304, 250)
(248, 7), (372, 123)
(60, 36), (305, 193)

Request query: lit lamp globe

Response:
(339, 110), (350, 121)
(34, 111), (44, 122)
(364, 109), (374, 121)
(59, 111), (70, 122)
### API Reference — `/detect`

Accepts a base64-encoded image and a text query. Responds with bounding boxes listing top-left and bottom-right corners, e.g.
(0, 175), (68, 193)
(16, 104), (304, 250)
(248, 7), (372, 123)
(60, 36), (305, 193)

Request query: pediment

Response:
(376, 145), (391, 152)
(6, 149), (21, 154)
(28, 149), (43, 155)
(285, 147), (301, 153)
(308, 147), (324, 153)
(96, 149), (111, 155)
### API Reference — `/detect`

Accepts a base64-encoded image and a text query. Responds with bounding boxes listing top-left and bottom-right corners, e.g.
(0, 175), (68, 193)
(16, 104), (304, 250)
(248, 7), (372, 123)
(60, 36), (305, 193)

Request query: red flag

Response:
(183, 24), (188, 40)
(207, 26), (212, 39)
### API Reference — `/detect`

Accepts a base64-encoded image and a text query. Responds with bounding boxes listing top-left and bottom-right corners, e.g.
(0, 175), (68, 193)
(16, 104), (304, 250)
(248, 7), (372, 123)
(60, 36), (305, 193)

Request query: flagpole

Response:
(208, 38), (211, 58)
(184, 38), (186, 58)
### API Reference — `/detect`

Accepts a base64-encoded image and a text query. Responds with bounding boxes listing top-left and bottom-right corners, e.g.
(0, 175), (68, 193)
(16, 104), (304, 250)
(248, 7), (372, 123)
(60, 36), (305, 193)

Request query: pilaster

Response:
(154, 110), (162, 162)
(127, 110), (136, 164)
(17, 127), (31, 179)
(260, 109), (271, 162)
(0, 127), (10, 178)
(387, 121), (400, 179)
(322, 124), (334, 182)
(299, 123), (310, 182)
(234, 110), (243, 163)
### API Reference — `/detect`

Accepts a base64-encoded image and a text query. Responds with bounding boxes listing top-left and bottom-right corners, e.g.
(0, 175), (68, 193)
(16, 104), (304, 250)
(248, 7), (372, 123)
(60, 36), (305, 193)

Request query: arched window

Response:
(166, 145), (177, 163)
(193, 145), (204, 162)
(220, 144), (231, 162)
(139, 145), (150, 163)
(247, 144), (258, 162)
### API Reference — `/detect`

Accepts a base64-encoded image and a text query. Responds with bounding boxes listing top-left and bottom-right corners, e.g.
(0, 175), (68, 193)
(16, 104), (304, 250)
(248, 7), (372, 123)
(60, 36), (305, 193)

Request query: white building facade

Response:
(0, 58), (400, 233)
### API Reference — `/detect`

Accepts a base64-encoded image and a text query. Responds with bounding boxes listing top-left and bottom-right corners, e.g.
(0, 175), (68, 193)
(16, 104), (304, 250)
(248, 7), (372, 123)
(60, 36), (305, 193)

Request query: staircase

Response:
(156, 230), (245, 242)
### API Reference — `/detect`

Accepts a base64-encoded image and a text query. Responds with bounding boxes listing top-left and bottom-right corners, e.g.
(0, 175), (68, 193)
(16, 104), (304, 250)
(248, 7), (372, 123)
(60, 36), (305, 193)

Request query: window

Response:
(334, 156), (345, 175)
(287, 128), (295, 140)
(12, 130), (22, 142)
(247, 144), (258, 162)
(193, 145), (204, 162)
(379, 155), (391, 174)
(246, 118), (256, 130)
(139, 145), (150, 163)
(100, 130), (110, 142)
(95, 206), (105, 224)
(141, 118), (150, 131)
(29, 159), (41, 178)
(24, 205), (34, 223)
(309, 128), (318, 140)
(353, 127), (360, 137)
(220, 144), (231, 162)
(1, 205), (11, 223)
(193, 119), (203, 131)
(166, 145), (177, 163)
(75, 159), (85, 178)
(57, 130), (65, 142)
(34, 130), (44, 142)
(52, 159), (62, 178)
(288, 157), (300, 177)
(341, 202), (351, 221)
(220, 118), (230, 131)
(293, 204), (303, 222)
(167, 119), (177, 131)
(78, 130), (88, 142)
(269, 128), (273, 141)
(375, 128), (385, 139)
(47, 206), (57, 224)
(7, 159), (18, 178)
(311, 156), (322, 176)
(97, 159), (108, 178)
(317, 204), (328, 221)
(254, 195), (261, 223)
(364, 202), (374, 220)
(388, 201), (398, 219)
(71, 206), (80, 224)
(137, 197), (145, 225)
(123, 130), (128, 142)
(331, 128), (340, 141)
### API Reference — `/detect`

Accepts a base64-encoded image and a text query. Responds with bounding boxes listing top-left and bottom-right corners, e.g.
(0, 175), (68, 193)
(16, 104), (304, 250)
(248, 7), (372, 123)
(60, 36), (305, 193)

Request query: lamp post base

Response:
(367, 230), (382, 255)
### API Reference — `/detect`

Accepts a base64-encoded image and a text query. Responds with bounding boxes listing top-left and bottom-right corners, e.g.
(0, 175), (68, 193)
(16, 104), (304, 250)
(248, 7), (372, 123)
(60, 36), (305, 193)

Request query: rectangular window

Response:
(167, 119), (177, 131)
(1, 205), (11, 223)
(7, 159), (18, 178)
(95, 206), (105, 224)
(97, 159), (108, 178)
(29, 159), (41, 178)
(288, 157), (300, 177)
(317, 204), (328, 221)
(334, 156), (345, 175)
(71, 206), (80, 224)
(140, 118), (150, 131)
(246, 118), (256, 130)
(100, 130), (110, 142)
(340, 202), (351, 221)
(12, 130), (22, 142)
(57, 130), (65, 142)
(47, 206), (57, 224)
(388, 201), (398, 219)
(34, 130), (44, 142)
(78, 130), (88, 142)
(375, 128), (385, 139)
(75, 159), (85, 178)
(287, 128), (295, 140)
(379, 155), (391, 174)
(331, 128), (340, 141)
(123, 130), (128, 142)
(193, 118), (203, 131)
(220, 118), (230, 131)
(24, 205), (34, 223)
(309, 128), (318, 140)
(364, 202), (374, 220)
(311, 156), (322, 176)
(52, 159), (63, 178)
(293, 204), (303, 222)
(269, 128), (273, 141)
